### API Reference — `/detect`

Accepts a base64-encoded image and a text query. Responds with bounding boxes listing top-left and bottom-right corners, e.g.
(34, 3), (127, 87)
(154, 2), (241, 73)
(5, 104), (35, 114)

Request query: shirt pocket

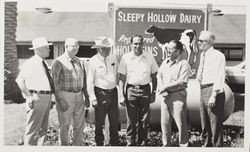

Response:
(108, 62), (117, 74)
(139, 62), (151, 75)
(96, 66), (107, 75)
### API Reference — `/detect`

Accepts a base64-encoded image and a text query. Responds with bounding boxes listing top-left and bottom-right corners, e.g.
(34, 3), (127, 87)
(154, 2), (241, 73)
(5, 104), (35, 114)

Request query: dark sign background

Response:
(114, 7), (206, 78)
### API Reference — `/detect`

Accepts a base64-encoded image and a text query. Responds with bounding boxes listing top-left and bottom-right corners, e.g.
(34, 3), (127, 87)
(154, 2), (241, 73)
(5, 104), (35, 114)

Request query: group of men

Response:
(16, 30), (226, 147)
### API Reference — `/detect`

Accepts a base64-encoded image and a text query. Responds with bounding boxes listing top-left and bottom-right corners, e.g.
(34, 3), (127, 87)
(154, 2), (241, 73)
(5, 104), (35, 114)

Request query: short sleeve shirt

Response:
(118, 52), (158, 85)
(157, 57), (191, 87)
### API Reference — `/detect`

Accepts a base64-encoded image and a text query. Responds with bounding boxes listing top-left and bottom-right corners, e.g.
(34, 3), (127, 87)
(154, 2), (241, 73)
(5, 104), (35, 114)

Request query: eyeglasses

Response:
(198, 39), (208, 43)
(167, 48), (178, 52)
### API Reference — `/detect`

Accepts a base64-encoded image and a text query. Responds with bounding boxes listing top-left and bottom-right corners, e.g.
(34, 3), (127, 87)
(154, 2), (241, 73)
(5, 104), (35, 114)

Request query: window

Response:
(17, 45), (54, 59)
(76, 45), (97, 58)
(216, 48), (243, 61)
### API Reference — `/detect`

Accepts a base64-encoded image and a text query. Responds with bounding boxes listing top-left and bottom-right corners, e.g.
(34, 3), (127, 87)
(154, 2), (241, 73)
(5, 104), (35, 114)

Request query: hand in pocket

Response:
(26, 96), (34, 109)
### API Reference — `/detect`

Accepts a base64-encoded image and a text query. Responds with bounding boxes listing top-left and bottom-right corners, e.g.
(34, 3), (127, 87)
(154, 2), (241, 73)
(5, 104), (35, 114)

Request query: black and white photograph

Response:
(1, 0), (248, 151)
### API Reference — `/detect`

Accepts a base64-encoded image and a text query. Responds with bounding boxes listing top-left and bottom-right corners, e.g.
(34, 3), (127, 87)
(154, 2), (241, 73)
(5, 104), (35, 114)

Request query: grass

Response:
(4, 102), (245, 146)
(4, 103), (59, 145)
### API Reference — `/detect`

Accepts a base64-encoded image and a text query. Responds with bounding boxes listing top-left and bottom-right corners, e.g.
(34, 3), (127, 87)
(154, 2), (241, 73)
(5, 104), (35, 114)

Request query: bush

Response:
(4, 68), (25, 104)
(39, 123), (243, 147)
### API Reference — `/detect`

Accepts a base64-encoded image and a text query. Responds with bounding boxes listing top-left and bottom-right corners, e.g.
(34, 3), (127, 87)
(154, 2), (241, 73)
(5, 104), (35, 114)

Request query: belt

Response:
(64, 89), (82, 93)
(94, 86), (117, 92)
(168, 88), (186, 94)
(127, 83), (149, 89)
(29, 90), (52, 94)
(201, 83), (214, 89)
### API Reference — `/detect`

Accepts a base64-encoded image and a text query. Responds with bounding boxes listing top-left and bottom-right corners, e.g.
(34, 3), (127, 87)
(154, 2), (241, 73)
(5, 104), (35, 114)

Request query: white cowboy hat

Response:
(91, 36), (113, 49)
(29, 37), (52, 50)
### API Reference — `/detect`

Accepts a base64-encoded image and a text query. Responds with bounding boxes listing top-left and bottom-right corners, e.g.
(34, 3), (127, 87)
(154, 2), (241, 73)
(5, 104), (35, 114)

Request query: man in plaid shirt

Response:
(51, 38), (90, 146)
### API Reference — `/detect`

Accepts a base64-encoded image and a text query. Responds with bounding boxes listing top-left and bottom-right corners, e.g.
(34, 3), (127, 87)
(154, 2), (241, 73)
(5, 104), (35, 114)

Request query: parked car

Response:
(225, 61), (245, 93)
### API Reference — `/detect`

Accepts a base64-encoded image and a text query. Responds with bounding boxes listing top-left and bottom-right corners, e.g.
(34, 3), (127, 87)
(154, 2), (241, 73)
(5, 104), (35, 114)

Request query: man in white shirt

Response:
(118, 35), (158, 146)
(87, 36), (119, 146)
(16, 37), (54, 145)
(196, 31), (226, 147)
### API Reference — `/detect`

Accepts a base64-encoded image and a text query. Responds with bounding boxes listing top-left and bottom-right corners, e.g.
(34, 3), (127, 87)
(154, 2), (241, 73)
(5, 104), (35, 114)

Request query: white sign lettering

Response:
(118, 11), (145, 22)
(180, 13), (202, 23)
(147, 12), (177, 23)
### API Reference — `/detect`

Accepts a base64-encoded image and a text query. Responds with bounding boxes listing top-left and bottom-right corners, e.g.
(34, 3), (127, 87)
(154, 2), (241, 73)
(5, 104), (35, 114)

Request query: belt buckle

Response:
(134, 86), (141, 93)
(134, 85), (140, 89)
(74, 90), (80, 93)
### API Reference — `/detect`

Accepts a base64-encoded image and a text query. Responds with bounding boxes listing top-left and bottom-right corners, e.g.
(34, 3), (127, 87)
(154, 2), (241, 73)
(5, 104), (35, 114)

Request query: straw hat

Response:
(91, 36), (113, 49)
(29, 37), (52, 50)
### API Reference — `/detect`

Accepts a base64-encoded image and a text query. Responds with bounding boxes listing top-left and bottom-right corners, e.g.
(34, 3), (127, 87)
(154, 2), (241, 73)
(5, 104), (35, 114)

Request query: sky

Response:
(16, 0), (247, 14)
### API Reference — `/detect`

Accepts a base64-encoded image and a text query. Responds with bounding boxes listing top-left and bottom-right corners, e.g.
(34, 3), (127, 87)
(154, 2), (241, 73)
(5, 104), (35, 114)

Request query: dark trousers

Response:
(94, 87), (119, 146)
(200, 86), (225, 147)
(125, 84), (151, 146)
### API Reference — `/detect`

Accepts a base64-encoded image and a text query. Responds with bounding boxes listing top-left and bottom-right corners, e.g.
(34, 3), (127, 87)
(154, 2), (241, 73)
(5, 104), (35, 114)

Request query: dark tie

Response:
(70, 59), (77, 74)
(42, 60), (55, 93)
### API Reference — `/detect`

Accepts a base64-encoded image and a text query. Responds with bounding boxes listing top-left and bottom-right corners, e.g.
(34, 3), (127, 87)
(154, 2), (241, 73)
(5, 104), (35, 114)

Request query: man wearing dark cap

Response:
(16, 37), (54, 145)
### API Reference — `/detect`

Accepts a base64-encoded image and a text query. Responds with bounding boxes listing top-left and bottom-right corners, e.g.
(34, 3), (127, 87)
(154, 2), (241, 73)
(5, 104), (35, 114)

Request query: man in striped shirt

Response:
(51, 38), (90, 146)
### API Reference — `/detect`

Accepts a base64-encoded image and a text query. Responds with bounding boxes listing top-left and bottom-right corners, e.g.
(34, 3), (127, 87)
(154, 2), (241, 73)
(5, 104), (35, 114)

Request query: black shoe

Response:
(139, 141), (148, 146)
(127, 142), (136, 146)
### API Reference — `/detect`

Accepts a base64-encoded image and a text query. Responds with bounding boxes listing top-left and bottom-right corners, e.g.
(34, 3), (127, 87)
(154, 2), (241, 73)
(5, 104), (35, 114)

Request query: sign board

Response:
(113, 5), (207, 78)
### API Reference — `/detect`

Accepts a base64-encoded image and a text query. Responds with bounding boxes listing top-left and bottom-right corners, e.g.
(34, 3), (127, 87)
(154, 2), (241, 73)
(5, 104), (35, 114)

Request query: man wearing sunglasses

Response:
(196, 31), (226, 147)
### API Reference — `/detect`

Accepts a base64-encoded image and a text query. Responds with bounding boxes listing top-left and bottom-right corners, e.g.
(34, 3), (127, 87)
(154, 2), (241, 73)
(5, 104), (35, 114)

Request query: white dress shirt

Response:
(118, 52), (158, 85)
(197, 47), (226, 92)
(16, 54), (51, 93)
(87, 54), (118, 101)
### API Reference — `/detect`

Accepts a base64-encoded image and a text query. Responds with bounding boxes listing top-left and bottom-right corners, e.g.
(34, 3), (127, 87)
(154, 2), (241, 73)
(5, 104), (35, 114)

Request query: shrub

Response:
(4, 68), (25, 104)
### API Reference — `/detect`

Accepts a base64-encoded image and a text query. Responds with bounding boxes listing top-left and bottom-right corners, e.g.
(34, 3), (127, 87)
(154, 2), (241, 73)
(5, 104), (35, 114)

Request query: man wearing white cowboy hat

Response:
(16, 36), (54, 145)
(87, 36), (120, 146)
(51, 38), (90, 146)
